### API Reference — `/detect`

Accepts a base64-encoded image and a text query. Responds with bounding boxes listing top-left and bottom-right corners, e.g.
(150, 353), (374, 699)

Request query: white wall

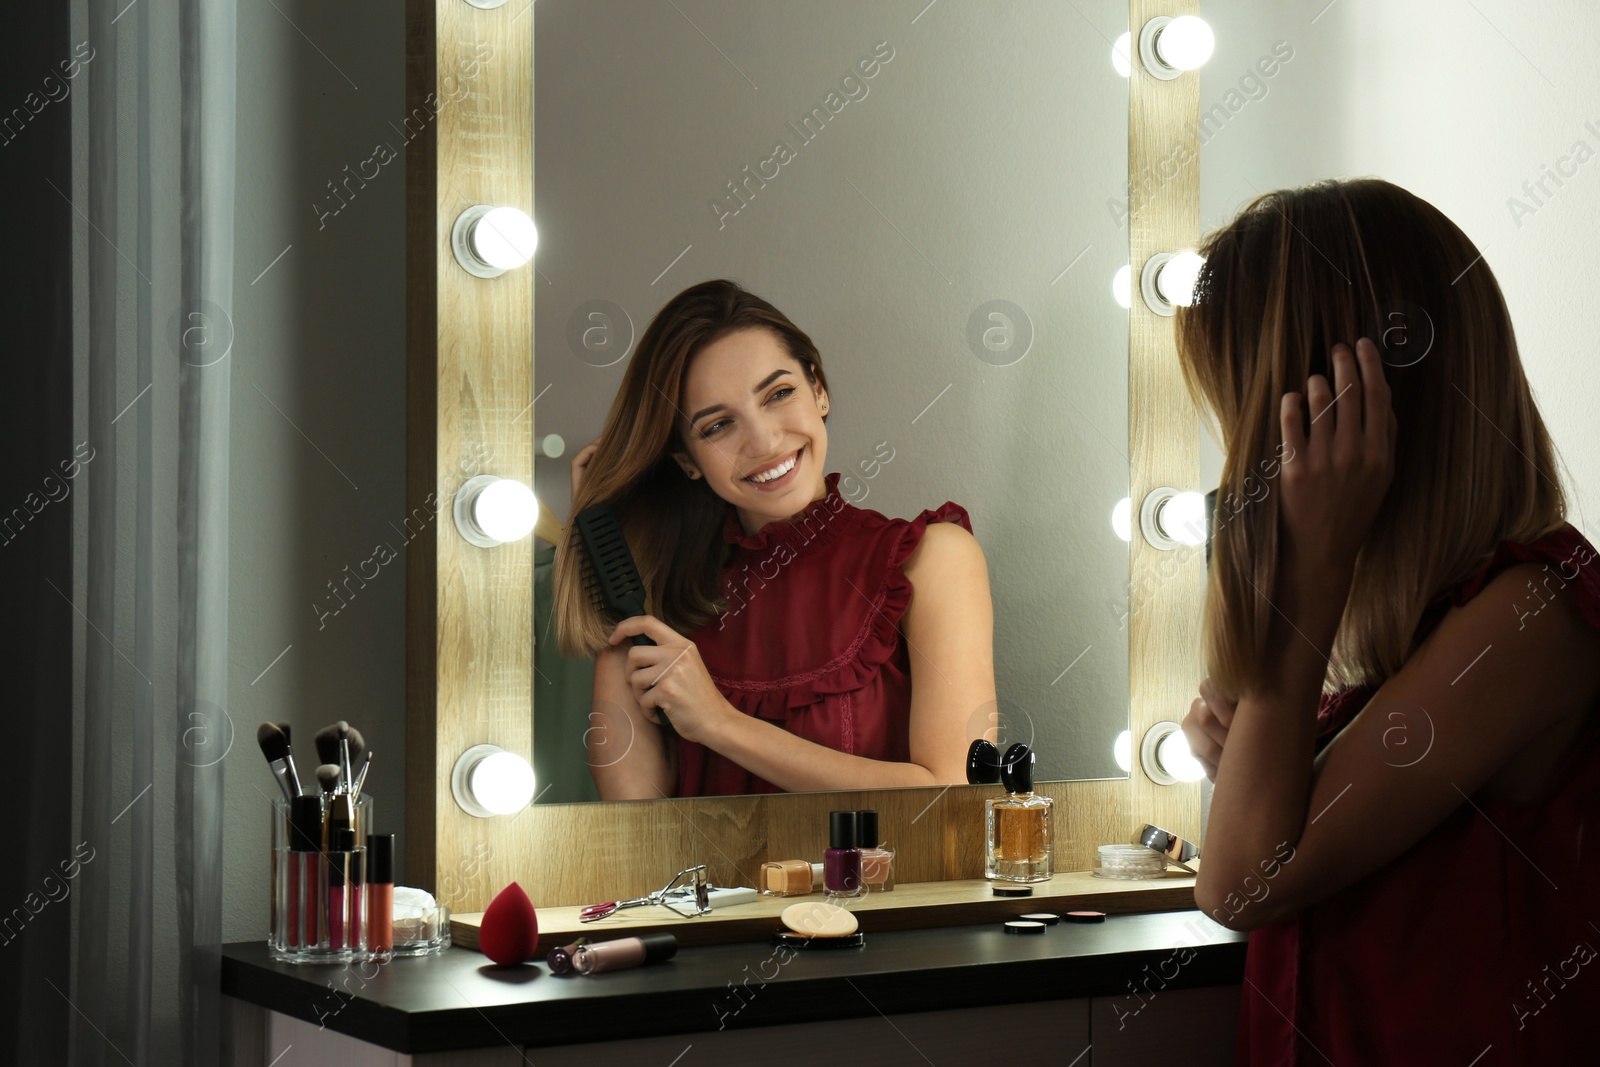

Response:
(1197, 0), (1599, 526)
(225, 0), (408, 941)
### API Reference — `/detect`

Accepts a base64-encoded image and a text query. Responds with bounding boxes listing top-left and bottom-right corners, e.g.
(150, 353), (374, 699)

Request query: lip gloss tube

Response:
(328, 828), (356, 950)
(366, 834), (394, 956)
(572, 934), (678, 975)
(289, 794), (324, 948)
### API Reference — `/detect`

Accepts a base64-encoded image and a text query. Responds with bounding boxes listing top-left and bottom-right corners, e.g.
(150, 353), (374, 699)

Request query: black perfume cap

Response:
(967, 739), (1001, 784)
(639, 933), (678, 965)
(367, 833), (395, 884)
(1000, 743), (1035, 794)
(290, 795), (323, 852)
(856, 810), (880, 849)
(829, 810), (859, 849)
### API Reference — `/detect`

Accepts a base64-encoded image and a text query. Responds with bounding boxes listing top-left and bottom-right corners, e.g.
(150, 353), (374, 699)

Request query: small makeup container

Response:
(824, 811), (862, 895)
(856, 810), (895, 893)
(572, 934), (678, 975)
(761, 859), (826, 897)
(365, 834), (395, 958)
(390, 887), (451, 957)
(1093, 844), (1167, 880)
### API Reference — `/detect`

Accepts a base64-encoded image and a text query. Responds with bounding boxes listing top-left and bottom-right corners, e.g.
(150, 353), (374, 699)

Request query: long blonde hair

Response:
(551, 279), (831, 658)
(1175, 178), (1566, 695)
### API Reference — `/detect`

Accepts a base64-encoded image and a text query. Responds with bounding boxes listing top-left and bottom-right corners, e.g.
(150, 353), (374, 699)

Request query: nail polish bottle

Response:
(856, 810), (895, 892)
(985, 743), (1053, 883)
(761, 859), (826, 897)
(824, 810), (862, 895)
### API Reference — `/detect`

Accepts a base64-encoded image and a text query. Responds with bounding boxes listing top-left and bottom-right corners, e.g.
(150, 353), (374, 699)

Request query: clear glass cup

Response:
(269, 793), (375, 964)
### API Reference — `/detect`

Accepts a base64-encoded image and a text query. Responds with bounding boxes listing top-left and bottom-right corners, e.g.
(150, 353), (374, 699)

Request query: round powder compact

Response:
(1020, 912), (1061, 926)
(1003, 920), (1046, 935)
(772, 930), (866, 950)
(1064, 910), (1107, 923)
(992, 885), (1033, 898)
(780, 900), (860, 939)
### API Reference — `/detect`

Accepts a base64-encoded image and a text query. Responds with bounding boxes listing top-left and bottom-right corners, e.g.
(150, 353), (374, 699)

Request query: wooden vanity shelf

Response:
(451, 871), (1200, 956)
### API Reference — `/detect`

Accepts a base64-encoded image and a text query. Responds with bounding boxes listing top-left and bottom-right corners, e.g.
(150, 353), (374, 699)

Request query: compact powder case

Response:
(992, 885), (1033, 898)
(772, 930), (866, 950)
(1064, 910), (1107, 923)
(1003, 920), (1046, 935)
(1020, 912), (1061, 926)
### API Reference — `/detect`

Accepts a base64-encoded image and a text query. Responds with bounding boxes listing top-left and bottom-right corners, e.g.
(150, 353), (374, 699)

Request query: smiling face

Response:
(672, 327), (830, 536)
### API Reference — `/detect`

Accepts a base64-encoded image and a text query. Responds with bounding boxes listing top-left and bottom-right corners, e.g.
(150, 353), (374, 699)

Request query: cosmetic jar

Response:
(761, 859), (825, 897)
(269, 794), (374, 964)
(391, 887), (451, 957)
(1093, 843), (1167, 880)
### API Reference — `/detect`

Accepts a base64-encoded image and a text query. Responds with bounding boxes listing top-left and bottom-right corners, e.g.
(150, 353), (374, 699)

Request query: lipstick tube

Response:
(327, 828), (356, 951)
(288, 794), (324, 949)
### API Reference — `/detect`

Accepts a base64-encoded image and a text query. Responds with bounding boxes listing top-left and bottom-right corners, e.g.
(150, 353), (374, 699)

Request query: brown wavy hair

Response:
(1175, 178), (1566, 696)
(552, 279), (831, 658)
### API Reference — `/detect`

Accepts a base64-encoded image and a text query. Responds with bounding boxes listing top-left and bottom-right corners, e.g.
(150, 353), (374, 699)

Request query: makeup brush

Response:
(256, 723), (302, 802)
(353, 752), (372, 799)
(339, 726), (356, 795)
(317, 763), (353, 845)
(314, 721), (346, 772)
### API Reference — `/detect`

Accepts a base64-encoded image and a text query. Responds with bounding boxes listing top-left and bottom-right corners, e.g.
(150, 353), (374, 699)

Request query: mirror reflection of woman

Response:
(552, 279), (997, 799)
(1174, 179), (1600, 1064)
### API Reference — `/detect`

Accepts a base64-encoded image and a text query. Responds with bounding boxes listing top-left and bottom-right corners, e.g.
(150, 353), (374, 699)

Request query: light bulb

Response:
(1157, 251), (1204, 307)
(471, 751), (537, 815)
(475, 479), (538, 543)
(1113, 729), (1132, 774)
(1111, 497), (1132, 542)
(472, 207), (538, 270)
(1156, 15), (1215, 71)
(451, 204), (538, 278)
(1161, 490), (1207, 546)
(1157, 730), (1207, 783)
(454, 474), (538, 547)
(1111, 32), (1132, 78)
(1112, 264), (1132, 310)
(451, 744), (537, 818)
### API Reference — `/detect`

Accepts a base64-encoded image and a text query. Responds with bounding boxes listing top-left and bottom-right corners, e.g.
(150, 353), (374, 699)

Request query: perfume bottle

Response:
(856, 810), (895, 892)
(985, 743), (1052, 883)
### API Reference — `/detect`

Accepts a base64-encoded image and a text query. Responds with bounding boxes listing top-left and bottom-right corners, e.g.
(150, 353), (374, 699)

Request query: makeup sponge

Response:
(478, 882), (539, 965)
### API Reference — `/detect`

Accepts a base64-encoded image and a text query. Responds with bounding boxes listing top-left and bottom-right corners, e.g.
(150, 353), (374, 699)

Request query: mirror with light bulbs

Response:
(521, 0), (1179, 803)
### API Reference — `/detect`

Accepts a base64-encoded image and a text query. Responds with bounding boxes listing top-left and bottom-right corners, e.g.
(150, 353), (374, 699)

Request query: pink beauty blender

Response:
(478, 882), (540, 965)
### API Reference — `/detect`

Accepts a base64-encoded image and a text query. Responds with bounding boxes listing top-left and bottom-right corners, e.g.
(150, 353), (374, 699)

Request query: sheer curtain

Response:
(70, 0), (235, 1063)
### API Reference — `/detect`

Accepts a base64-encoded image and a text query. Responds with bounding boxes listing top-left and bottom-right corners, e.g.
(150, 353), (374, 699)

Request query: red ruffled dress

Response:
(676, 470), (972, 797)
(1236, 522), (1600, 1065)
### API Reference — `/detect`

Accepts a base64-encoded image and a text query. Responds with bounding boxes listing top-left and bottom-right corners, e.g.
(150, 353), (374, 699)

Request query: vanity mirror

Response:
(406, 0), (1206, 913)
(530, 0), (1132, 804)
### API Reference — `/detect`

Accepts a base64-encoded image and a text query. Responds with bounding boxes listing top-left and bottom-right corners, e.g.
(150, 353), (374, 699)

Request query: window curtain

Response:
(70, 0), (236, 1062)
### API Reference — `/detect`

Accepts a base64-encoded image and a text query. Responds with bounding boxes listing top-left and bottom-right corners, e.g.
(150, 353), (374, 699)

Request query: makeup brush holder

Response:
(269, 794), (376, 964)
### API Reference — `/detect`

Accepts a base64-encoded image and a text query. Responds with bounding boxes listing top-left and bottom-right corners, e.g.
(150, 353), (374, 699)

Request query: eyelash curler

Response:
(578, 864), (715, 922)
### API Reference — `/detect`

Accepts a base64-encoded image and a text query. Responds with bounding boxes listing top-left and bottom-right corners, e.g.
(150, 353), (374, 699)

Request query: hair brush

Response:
(574, 502), (679, 735)
(573, 502), (656, 649)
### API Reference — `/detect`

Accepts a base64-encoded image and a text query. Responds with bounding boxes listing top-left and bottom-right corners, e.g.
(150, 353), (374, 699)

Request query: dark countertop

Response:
(222, 910), (1247, 1054)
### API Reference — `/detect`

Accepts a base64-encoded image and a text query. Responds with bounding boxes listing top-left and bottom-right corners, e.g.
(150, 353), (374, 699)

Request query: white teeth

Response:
(748, 452), (798, 483)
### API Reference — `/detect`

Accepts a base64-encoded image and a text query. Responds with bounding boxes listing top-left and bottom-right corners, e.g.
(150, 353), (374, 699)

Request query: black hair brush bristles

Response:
(573, 503), (656, 649)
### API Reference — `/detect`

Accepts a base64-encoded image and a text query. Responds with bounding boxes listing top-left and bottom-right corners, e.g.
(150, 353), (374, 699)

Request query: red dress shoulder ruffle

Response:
(676, 471), (972, 797)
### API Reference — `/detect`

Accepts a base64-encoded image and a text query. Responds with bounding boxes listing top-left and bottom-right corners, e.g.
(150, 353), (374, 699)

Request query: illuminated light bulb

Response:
(1157, 251), (1205, 308)
(452, 745), (536, 817)
(1157, 729), (1207, 783)
(1111, 497), (1132, 542)
(1113, 264), (1132, 310)
(1139, 15), (1216, 79)
(452, 204), (538, 278)
(1162, 490), (1207, 547)
(1111, 32), (1132, 78)
(1114, 729), (1132, 774)
(1156, 15), (1215, 71)
(454, 475), (539, 547)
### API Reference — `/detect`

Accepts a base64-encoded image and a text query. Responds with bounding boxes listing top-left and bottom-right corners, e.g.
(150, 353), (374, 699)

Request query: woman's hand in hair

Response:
(571, 441), (601, 498)
(1182, 678), (1235, 782)
(1279, 337), (1398, 577)
(608, 615), (735, 745)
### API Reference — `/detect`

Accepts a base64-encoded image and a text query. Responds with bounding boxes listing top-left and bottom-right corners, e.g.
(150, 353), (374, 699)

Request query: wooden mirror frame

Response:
(405, 0), (1204, 914)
